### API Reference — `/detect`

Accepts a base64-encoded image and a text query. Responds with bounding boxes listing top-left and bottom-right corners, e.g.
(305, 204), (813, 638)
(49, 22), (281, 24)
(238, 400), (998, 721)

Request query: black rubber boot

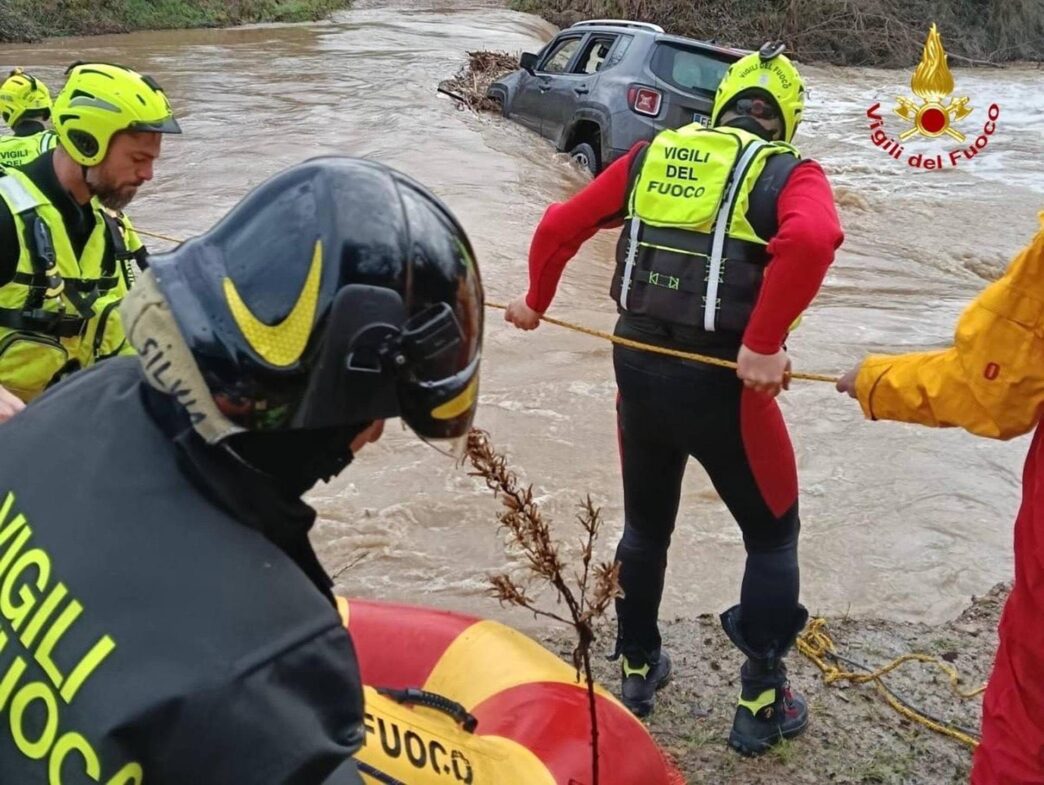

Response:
(721, 604), (809, 756)
(618, 650), (673, 718)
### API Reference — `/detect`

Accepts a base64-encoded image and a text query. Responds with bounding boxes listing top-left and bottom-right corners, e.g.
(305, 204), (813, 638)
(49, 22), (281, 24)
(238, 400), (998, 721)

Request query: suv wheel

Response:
(569, 142), (599, 175)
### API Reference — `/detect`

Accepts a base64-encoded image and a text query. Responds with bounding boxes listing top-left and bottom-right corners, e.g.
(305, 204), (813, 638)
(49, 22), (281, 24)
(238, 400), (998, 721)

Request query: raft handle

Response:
(377, 687), (479, 733)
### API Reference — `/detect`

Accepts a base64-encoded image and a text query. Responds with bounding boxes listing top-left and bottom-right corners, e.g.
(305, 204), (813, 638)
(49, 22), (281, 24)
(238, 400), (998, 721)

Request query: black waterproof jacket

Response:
(0, 358), (365, 784)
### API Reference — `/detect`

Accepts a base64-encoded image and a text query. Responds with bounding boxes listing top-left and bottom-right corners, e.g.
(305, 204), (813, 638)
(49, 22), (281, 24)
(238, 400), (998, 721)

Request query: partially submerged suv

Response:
(489, 20), (745, 173)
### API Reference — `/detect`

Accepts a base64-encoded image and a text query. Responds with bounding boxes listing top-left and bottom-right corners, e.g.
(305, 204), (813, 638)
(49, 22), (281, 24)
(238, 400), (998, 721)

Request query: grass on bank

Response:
(1, 0), (350, 43)
(508, 0), (1043, 66)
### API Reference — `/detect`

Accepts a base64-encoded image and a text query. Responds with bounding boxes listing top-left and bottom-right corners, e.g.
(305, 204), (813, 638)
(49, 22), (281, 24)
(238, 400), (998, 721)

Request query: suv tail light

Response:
(628, 85), (662, 117)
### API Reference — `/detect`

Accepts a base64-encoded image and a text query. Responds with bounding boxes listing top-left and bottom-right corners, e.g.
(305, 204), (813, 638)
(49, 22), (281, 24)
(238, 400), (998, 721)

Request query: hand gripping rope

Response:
(134, 227), (839, 383)
(135, 226), (986, 750)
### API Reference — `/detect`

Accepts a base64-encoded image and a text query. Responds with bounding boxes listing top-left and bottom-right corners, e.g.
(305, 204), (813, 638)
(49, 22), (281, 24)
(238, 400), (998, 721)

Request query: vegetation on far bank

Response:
(0, 0), (350, 43)
(508, 0), (1043, 66)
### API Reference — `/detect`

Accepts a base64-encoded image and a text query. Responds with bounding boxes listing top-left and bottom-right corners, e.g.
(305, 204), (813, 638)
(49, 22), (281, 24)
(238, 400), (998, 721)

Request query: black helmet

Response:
(146, 156), (483, 442)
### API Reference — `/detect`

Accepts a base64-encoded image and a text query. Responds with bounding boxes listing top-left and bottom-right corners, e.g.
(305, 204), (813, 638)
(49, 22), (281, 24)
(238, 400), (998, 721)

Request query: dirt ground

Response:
(537, 583), (1006, 785)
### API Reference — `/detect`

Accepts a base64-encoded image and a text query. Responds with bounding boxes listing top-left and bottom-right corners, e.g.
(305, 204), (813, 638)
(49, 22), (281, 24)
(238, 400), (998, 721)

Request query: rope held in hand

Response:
(485, 301), (839, 384)
(146, 225), (983, 751)
(135, 228), (839, 384)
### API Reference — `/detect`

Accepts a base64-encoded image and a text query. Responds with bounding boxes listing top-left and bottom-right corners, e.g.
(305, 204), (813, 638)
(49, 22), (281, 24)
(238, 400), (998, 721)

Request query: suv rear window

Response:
(650, 44), (732, 94)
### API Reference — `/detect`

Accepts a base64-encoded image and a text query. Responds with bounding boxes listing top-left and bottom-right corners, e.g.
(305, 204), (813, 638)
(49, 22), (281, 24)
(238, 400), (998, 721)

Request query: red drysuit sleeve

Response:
(524, 143), (646, 313)
(742, 161), (844, 353)
(525, 149), (844, 341)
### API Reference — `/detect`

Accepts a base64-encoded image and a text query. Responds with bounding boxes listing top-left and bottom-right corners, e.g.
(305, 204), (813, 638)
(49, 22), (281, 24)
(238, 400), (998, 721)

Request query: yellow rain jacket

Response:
(854, 213), (1044, 785)
(855, 212), (1044, 439)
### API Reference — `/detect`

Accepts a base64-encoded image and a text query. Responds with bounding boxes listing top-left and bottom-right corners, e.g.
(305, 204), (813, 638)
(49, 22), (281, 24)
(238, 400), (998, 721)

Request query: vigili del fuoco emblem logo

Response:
(866, 23), (1000, 170)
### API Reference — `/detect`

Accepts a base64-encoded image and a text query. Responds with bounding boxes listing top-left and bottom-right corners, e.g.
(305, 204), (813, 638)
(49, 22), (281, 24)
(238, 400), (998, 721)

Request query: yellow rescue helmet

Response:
(52, 61), (181, 167)
(711, 42), (805, 143)
(0, 69), (53, 129)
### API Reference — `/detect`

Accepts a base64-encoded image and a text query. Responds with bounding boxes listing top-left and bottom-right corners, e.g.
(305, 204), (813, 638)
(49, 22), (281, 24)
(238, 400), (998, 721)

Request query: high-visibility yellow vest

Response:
(0, 167), (140, 400)
(612, 125), (799, 334)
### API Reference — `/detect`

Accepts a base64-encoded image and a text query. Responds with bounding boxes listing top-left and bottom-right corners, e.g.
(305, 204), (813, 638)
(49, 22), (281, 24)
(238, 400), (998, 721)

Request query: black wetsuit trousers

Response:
(612, 345), (802, 660)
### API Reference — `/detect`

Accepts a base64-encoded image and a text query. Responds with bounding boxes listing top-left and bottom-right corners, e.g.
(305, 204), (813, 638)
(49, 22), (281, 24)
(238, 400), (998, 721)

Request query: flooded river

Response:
(4, 3), (1042, 627)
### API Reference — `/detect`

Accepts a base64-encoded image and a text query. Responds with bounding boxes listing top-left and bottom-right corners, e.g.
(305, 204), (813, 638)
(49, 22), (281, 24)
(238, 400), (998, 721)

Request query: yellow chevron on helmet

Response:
(711, 42), (805, 143)
(53, 62), (181, 167)
(0, 69), (53, 129)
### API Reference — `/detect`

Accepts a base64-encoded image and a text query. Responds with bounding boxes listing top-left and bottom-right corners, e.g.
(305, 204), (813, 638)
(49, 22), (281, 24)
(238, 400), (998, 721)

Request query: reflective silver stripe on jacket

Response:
(619, 216), (642, 310)
(0, 172), (43, 214)
(703, 140), (766, 332)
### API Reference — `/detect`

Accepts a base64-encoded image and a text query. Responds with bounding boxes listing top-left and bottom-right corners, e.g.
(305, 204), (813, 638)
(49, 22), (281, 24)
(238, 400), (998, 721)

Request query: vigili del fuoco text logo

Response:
(866, 23), (1000, 171)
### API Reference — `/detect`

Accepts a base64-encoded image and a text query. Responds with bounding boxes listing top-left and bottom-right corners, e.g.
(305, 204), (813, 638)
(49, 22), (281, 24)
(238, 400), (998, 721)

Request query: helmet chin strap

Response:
(121, 269), (245, 444)
(76, 157), (95, 201)
(223, 424), (370, 496)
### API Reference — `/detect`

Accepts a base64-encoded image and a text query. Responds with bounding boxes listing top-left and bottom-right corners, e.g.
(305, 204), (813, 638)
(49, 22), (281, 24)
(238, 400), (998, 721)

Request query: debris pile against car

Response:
(438, 50), (519, 112)
(484, 21), (743, 174)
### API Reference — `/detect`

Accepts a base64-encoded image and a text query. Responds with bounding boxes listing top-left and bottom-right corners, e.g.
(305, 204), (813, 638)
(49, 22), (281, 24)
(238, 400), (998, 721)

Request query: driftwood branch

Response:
(436, 50), (519, 112)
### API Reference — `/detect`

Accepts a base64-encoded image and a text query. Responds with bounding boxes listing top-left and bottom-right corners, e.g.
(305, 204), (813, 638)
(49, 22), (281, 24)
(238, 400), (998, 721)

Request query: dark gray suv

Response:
(489, 20), (745, 173)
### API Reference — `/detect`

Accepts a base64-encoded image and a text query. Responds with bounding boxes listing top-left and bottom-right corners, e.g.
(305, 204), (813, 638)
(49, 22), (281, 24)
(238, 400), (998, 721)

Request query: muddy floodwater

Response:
(5, 1), (1042, 629)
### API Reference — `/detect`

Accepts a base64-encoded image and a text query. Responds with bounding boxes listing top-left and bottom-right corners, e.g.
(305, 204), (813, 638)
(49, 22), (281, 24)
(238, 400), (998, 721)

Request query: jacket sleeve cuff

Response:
(524, 292), (544, 313)
(741, 335), (783, 355)
(854, 355), (898, 420)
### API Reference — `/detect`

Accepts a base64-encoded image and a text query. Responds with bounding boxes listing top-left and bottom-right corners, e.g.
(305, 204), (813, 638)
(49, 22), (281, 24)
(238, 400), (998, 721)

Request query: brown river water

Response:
(3, 3), (1042, 629)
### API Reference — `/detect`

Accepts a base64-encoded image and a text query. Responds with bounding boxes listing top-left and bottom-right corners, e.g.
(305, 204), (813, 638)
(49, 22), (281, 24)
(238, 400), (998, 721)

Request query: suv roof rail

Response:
(569, 19), (665, 33)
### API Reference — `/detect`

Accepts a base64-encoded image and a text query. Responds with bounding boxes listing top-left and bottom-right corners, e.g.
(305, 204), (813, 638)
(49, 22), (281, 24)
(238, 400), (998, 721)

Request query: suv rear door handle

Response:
(573, 85), (590, 95)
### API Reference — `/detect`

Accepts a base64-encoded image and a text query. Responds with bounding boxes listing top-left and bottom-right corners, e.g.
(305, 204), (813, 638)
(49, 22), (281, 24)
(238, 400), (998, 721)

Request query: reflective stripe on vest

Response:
(619, 215), (641, 310)
(0, 170), (120, 304)
(0, 171), (41, 213)
(38, 131), (56, 153)
(704, 139), (765, 331)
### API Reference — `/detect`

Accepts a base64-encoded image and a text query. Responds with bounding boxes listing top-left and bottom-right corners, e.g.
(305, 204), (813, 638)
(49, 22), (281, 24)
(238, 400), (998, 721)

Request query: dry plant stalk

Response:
(464, 428), (622, 785)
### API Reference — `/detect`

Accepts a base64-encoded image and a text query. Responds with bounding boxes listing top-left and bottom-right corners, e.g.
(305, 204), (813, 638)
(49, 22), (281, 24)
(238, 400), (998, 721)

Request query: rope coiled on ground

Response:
(797, 617), (986, 749)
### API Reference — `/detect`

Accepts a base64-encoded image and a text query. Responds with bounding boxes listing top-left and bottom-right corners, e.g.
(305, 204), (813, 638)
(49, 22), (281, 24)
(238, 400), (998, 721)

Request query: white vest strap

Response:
(704, 140), (766, 332)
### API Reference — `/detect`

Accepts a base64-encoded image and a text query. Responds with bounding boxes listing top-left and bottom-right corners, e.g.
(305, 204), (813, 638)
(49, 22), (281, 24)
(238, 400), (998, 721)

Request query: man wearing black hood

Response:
(505, 43), (843, 755)
(0, 156), (483, 784)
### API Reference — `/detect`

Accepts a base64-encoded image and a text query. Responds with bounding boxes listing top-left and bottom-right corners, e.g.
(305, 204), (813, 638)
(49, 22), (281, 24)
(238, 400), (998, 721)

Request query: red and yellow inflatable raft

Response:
(339, 598), (683, 785)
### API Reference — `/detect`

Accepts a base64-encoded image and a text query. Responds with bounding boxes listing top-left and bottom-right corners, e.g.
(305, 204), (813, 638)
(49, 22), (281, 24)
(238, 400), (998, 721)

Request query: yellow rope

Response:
(133, 228), (839, 383)
(135, 227), (185, 245)
(797, 617), (986, 749)
(142, 225), (979, 747)
(485, 301), (839, 384)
